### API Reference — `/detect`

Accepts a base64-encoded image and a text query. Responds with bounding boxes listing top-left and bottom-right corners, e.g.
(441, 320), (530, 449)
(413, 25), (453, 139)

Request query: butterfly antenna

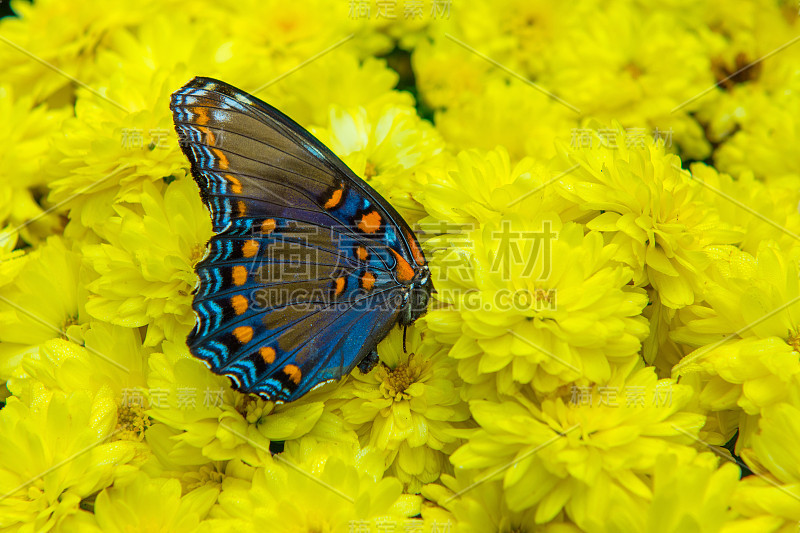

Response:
(403, 326), (408, 353)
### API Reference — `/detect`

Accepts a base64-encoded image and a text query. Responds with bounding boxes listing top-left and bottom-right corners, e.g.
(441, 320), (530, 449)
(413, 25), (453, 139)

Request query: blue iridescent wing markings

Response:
(283, 292), (400, 399)
(246, 289), (402, 400)
(170, 76), (428, 402)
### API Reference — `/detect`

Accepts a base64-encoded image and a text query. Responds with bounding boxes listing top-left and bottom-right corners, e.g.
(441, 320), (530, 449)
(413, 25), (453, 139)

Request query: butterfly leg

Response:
(357, 349), (380, 374)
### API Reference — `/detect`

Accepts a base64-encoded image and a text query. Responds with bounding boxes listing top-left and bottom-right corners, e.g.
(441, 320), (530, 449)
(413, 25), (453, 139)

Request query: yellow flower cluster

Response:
(1, 0), (800, 531)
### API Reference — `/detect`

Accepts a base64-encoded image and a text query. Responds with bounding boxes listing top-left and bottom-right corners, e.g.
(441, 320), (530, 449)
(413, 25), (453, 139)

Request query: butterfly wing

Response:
(170, 77), (426, 402)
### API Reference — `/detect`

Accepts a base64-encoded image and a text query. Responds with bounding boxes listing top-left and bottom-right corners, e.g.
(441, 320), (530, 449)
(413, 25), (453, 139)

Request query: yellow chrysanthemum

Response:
(672, 242), (800, 447)
(88, 13), (233, 88)
(690, 164), (800, 255)
(0, 386), (137, 533)
(329, 326), (470, 492)
(0, 237), (87, 380)
(261, 52), (412, 128)
(411, 39), (491, 111)
(146, 340), (351, 467)
(420, 146), (575, 228)
(223, 0), (390, 77)
(426, 452), (739, 533)
(0, 227), (28, 290)
(311, 102), (444, 201)
(485, 0), (598, 78)
(370, 5), (437, 52)
(0, 84), (70, 243)
(82, 177), (212, 346)
(677, 334), (800, 416)
(449, 367), (705, 520)
(45, 69), (194, 228)
(726, 481), (798, 533)
(10, 321), (156, 463)
(425, 0), (596, 81)
(431, 77), (580, 161)
(204, 437), (419, 533)
(173, 460), (244, 494)
(748, 403), (800, 485)
(700, 0), (792, 63)
(17, 322), (149, 397)
(696, 2), (800, 167)
(728, 402), (800, 531)
(0, 0), (159, 101)
(426, 219), (648, 394)
(544, 4), (717, 159)
(423, 473), (582, 533)
(59, 471), (218, 533)
(572, 452), (741, 533)
(554, 125), (740, 309)
(714, 91), (800, 181)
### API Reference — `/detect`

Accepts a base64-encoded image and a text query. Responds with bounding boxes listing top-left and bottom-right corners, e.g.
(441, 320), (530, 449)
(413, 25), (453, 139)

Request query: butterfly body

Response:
(170, 77), (431, 403)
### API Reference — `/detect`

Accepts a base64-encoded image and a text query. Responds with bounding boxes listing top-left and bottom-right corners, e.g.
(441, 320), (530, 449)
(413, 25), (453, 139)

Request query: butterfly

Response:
(170, 77), (433, 403)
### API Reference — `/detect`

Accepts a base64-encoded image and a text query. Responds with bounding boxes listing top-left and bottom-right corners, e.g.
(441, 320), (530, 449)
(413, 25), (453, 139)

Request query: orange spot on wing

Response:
(405, 229), (426, 266)
(226, 174), (242, 194)
(390, 249), (415, 283)
(193, 107), (210, 126)
(259, 346), (276, 364)
(324, 186), (344, 209)
(211, 148), (229, 170)
(199, 126), (216, 146)
(361, 271), (376, 291)
(237, 200), (247, 217)
(358, 211), (382, 234)
(232, 265), (247, 286)
(283, 364), (302, 385)
(233, 326), (253, 344)
(261, 219), (276, 234)
(333, 276), (346, 296)
(242, 240), (259, 258)
(356, 246), (368, 261)
(231, 294), (248, 315)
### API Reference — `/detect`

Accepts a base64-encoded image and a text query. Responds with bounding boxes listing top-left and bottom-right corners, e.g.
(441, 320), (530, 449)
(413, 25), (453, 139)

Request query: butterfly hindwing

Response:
(171, 76), (430, 402)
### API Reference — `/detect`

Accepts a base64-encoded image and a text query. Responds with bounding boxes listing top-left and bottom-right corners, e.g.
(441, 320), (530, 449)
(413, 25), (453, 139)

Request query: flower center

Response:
(235, 393), (269, 424)
(61, 313), (79, 339)
(190, 242), (206, 266)
(364, 160), (377, 179)
(115, 403), (151, 442)
(711, 52), (762, 90)
(534, 287), (556, 311)
(788, 328), (800, 353)
(184, 464), (225, 491)
(625, 62), (643, 79)
(381, 362), (415, 400)
(535, 288), (553, 303)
